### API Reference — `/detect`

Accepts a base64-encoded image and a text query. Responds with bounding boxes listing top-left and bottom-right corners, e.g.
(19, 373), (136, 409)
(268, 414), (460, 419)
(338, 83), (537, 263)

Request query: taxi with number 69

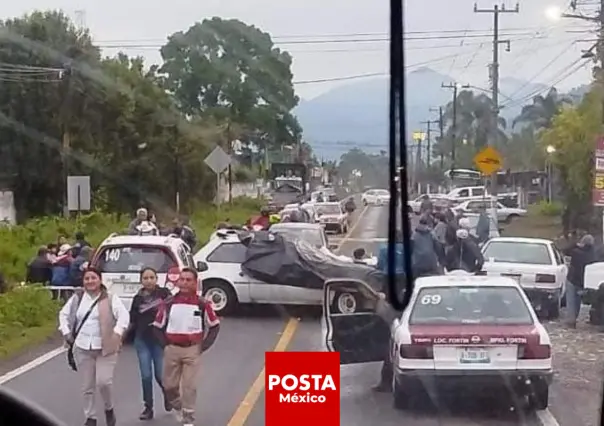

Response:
(322, 274), (553, 411)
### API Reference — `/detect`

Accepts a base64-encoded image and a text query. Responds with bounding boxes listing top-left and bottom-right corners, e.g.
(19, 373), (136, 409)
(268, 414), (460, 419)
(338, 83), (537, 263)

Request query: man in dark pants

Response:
(372, 230), (408, 392)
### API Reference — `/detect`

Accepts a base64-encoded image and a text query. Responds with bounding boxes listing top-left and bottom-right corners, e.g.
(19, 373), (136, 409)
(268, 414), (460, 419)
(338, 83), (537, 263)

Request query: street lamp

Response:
(545, 145), (556, 201)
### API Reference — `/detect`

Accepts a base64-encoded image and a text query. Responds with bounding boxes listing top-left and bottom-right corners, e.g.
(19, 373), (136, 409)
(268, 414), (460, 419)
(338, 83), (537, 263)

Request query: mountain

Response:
(294, 68), (573, 160)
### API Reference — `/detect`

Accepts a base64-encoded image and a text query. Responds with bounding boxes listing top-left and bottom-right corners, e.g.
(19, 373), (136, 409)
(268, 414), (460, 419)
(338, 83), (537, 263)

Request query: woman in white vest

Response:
(58, 267), (130, 426)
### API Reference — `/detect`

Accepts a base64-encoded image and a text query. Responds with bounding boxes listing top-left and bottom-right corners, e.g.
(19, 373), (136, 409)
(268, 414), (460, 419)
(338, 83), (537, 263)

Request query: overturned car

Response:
(194, 229), (383, 315)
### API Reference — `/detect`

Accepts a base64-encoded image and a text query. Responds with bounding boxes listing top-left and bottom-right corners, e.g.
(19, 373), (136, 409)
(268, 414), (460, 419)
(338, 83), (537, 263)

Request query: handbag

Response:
(66, 297), (101, 372)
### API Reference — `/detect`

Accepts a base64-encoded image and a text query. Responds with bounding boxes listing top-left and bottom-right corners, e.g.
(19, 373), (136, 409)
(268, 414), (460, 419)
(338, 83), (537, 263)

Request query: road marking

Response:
(334, 204), (370, 253)
(536, 409), (560, 426)
(0, 346), (65, 385)
(226, 317), (299, 426)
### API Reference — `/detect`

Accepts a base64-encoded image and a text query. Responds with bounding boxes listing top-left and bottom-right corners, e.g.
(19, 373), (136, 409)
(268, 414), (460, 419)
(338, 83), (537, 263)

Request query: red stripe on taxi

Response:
(409, 324), (540, 345)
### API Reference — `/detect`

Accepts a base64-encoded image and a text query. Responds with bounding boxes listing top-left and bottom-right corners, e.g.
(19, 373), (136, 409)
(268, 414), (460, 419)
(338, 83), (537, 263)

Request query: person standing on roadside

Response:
(129, 208), (149, 234)
(152, 268), (220, 426)
(26, 246), (52, 284)
(564, 234), (596, 328)
(58, 267), (130, 426)
(129, 267), (172, 420)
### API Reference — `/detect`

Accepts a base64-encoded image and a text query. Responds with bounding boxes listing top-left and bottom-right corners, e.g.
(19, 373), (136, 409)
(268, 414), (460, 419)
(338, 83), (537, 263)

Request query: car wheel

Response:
(546, 294), (560, 320)
(527, 382), (549, 410)
(334, 292), (359, 314)
(393, 376), (409, 410)
(589, 288), (604, 325)
(505, 214), (519, 224)
(203, 279), (238, 315)
(362, 199), (367, 206)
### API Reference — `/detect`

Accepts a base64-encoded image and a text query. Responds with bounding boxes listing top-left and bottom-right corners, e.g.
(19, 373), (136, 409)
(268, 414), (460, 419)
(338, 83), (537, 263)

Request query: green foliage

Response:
(338, 148), (389, 189)
(0, 286), (60, 358)
(531, 201), (563, 217)
(0, 12), (304, 220)
(0, 199), (261, 283)
(158, 17), (302, 148)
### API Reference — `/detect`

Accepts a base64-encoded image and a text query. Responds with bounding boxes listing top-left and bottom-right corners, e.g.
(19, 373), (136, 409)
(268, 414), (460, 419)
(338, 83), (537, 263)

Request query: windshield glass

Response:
(271, 227), (324, 247)
(483, 241), (552, 265)
(315, 204), (341, 215)
(409, 286), (533, 325)
(95, 245), (176, 273)
(375, 190), (389, 196)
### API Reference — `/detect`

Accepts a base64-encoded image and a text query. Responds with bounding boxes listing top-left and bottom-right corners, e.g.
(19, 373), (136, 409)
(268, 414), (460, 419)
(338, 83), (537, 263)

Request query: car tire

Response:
(505, 214), (519, 224)
(393, 376), (409, 410)
(362, 199), (367, 206)
(332, 291), (360, 314)
(545, 294), (561, 320)
(202, 279), (238, 315)
(527, 382), (549, 410)
(588, 287), (604, 325)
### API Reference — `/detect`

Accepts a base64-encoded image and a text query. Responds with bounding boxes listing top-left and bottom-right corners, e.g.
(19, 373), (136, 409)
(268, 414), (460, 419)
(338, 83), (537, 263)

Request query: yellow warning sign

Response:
(473, 146), (502, 175)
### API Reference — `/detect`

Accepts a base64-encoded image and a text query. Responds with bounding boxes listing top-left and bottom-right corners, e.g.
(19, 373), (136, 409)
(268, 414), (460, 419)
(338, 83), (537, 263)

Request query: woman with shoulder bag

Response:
(129, 267), (172, 420)
(58, 267), (130, 426)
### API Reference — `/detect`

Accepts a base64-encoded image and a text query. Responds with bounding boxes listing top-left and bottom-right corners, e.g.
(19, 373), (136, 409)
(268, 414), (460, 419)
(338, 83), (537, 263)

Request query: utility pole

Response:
(227, 121), (233, 204)
(60, 63), (74, 218)
(441, 82), (470, 172)
(430, 107), (445, 169)
(474, 2), (518, 219)
(420, 120), (434, 165)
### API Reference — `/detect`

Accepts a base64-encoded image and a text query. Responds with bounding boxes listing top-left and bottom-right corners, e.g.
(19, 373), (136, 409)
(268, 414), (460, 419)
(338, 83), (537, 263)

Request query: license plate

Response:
(459, 347), (490, 364)
(114, 282), (140, 294)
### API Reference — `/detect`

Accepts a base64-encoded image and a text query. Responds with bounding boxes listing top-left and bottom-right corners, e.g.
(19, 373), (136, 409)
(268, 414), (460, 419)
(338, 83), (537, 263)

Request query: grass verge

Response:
(0, 197), (261, 361)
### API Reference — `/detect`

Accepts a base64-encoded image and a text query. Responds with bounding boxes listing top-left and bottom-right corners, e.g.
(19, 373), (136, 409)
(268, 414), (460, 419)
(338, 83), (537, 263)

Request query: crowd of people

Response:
(58, 266), (219, 426)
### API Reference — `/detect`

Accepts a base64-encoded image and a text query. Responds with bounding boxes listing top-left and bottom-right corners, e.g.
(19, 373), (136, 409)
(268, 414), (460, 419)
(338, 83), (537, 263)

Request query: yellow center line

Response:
(226, 318), (299, 426)
(227, 198), (371, 426)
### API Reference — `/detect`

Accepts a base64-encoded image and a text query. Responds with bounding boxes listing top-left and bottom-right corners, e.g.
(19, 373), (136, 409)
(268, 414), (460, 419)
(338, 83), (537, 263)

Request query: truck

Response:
(267, 163), (308, 210)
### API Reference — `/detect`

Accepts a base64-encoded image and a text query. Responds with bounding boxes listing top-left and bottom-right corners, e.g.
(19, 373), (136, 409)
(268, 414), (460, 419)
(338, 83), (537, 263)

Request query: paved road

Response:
(0, 204), (557, 426)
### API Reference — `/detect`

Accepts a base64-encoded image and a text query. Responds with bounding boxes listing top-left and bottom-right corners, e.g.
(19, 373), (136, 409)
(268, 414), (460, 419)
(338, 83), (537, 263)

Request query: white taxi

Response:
(322, 275), (553, 411)
(91, 233), (204, 310)
(479, 237), (567, 320)
(193, 230), (360, 315)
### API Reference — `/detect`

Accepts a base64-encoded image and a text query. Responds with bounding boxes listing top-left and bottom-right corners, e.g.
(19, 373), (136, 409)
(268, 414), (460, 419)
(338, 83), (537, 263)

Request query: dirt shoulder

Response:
(546, 307), (603, 426)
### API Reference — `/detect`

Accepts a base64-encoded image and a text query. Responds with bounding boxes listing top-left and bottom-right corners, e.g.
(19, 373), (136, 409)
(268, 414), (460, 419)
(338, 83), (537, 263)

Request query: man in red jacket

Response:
(153, 268), (220, 426)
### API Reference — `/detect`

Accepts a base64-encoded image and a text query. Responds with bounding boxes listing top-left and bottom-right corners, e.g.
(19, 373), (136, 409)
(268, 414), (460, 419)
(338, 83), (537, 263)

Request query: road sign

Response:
(204, 146), (232, 175)
(593, 137), (604, 206)
(67, 176), (91, 211)
(473, 146), (502, 175)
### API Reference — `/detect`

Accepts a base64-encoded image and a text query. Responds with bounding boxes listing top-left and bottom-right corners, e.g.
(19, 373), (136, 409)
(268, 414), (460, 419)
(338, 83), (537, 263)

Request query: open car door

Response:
(323, 278), (391, 365)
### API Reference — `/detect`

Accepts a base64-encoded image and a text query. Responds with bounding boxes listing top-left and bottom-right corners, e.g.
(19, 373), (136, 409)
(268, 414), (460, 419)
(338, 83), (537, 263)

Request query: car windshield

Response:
(271, 227), (324, 247)
(483, 241), (552, 265)
(316, 204), (341, 215)
(409, 286), (533, 325)
(95, 245), (176, 273)
(375, 190), (389, 196)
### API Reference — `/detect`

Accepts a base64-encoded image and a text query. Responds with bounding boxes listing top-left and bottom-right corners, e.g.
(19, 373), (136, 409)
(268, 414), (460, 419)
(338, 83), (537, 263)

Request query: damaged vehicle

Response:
(193, 229), (383, 315)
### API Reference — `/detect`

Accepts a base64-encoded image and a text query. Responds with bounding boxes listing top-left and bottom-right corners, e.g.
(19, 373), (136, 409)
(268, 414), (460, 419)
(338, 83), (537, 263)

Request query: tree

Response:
(513, 88), (570, 130)
(338, 148), (389, 189)
(157, 17), (302, 149)
(540, 89), (602, 231)
(436, 90), (508, 168)
(0, 11), (223, 218)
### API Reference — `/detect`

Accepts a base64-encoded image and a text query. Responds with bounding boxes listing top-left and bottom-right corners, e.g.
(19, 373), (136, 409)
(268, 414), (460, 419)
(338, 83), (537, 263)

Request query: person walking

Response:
(152, 268), (220, 426)
(58, 267), (130, 426)
(129, 267), (172, 420)
(563, 234), (596, 328)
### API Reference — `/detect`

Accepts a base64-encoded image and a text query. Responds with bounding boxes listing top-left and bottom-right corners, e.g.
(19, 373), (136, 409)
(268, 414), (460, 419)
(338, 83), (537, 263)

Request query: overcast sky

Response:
(5, 0), (597, 101)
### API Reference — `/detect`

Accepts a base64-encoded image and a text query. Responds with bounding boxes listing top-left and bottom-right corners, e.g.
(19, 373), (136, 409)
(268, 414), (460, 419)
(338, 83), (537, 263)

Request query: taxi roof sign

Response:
(473, 146), (502, 175)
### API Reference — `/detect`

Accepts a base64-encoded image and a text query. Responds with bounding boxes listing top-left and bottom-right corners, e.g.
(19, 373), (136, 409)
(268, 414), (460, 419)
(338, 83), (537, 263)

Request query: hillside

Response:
(295, 67), (581, 159)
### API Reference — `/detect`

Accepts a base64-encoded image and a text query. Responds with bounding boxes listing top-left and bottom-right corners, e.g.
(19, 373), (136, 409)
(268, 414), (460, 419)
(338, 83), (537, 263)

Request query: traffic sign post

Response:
(473, 146), (502, 176)
(204, 146), (232, 205)
(473, 146), (502, 230)
(592, 137), (604, 242)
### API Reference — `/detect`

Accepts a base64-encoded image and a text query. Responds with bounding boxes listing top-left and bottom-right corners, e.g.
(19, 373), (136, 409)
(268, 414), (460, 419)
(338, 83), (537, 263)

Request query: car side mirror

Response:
(328, 243), (339, 250)
(196, 261), (208, 272)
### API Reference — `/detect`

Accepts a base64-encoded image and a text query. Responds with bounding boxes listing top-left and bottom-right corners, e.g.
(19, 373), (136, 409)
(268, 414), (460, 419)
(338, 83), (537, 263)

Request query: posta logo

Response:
(265, 352), (340, 426)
